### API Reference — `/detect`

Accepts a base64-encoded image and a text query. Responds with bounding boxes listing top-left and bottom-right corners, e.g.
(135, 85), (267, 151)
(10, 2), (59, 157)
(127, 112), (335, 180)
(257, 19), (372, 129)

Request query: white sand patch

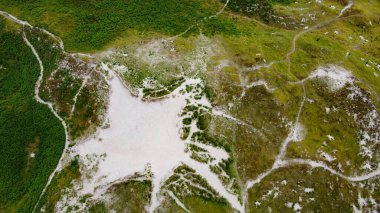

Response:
(353, 193), (379, 212)
(304, 188), (314, 193)
(71, 64), (242, 212)
(278, 122), (306, 160)
(133, 34), (219, 75)
(216, 59), (230, 71)
(359, 35), (369, 42)
(185, 34), (218, 74)
(167, 190), (190, 213)
(246, 80), (275, 93)
(240, 79), (276, 99)
(135, 39), (175, 67)
(293, 203), (302, 211)
(339, 0), (353, 17)
(307, 66), (354, 91)
(285, 202), (293, 208)
(289, 122), (306, 142)
(112, 64), (129, 74)
(319, 151), (336, 162)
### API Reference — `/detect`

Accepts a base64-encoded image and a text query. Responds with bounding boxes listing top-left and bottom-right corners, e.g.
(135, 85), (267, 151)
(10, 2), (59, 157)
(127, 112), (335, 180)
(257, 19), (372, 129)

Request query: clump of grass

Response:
(225, 0), (273, 23)
(105, 180), (152, 212)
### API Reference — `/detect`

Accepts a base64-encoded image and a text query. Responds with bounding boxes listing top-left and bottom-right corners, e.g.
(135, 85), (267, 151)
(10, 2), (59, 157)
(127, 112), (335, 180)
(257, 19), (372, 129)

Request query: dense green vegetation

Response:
(226, 0), (273, 23)
(0, 19), (65, 212)
(159, 195), (234, 212)
(270, 0), (295, 4)
(105, 180), (152, 212)
(0, 0), (238, 52)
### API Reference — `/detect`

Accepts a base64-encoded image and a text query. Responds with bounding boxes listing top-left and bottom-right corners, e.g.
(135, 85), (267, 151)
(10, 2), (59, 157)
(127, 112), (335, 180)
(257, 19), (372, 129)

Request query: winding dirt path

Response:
(167, 0), (230, 40)
(245, 1), (380, 202)
(0, 10), (70, 213)
(286, 0), (354, 70)
(22, 27), (70, 213)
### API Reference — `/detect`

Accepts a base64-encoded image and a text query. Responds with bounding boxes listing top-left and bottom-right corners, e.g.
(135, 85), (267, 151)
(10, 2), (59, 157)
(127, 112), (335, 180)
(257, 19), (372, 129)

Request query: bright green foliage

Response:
(0, 20), (65, 212)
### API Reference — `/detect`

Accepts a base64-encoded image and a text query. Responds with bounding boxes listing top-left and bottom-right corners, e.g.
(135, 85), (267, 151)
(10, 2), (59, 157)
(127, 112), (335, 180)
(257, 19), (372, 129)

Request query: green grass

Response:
(287, 82), (363, 173)
(0, 0), (238, 52)
(0, 19), (65, 212)
(159, 194), (234, 212)
(180, 196), (234, 212)
(247, 165), (359, 212)
(200, 0), (380, 184)
(105, 180), (152, 212)
(281, 13), (380, 173)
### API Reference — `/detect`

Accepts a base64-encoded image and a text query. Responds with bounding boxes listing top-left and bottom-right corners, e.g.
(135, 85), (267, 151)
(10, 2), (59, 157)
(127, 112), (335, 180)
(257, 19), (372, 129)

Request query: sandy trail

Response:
(0, 11), (72, 212)
(21, 29), (70, 213)
(286, 0), (354, 67)
(245, 2), (380, 194)
(70, 75), (90, 115)
(247, 158), (380, 189)
(167, 0), (230, 40)
(0, 11), (64, 49)
(245, 0), (380, 193)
